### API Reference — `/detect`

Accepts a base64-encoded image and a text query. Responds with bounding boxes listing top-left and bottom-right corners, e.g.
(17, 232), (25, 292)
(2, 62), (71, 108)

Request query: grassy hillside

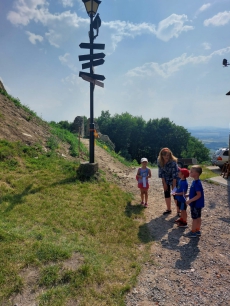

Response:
(0, 140), (151, 306)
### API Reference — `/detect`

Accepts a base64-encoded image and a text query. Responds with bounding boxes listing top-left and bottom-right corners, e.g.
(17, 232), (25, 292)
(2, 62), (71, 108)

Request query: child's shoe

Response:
(144, 203), (148, 208)
(184, 231), (197, 238)
(141, 201), (144, 206)
(196, 230), (201, 236)
(174, 218), (182, 223)
(178, 222), (188, 228)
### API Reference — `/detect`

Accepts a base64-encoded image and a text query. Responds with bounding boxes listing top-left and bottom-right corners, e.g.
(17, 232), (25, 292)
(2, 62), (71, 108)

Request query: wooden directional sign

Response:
(79, 43), (105, 50)
(81, 74), (104, 88)
(79, 53), (106, 62)
(79, 71), (105, 81)
(82, 59), (105, 70)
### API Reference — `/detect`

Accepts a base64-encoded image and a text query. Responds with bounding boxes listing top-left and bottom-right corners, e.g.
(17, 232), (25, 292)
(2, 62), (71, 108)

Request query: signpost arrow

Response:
(82, 59), (105, 70)
(79, 52), (106, 62)
(79, 43), (105, 50)
(81, 74), (104, 88)
(79, 71), (105, 81)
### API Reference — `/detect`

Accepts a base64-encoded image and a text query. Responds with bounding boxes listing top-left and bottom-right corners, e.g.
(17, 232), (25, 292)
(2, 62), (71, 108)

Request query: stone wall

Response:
(72, 116), (85, 137)
(73, 116), (115, 150)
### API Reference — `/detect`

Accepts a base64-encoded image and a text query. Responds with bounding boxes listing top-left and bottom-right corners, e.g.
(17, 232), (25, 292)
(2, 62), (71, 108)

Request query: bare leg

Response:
(145, 191), (148, 203)
(140, 190), (144, 203)
(192, 218), (201, 231)
(181, 210), (187, 222)
(165, 197), (171, 211)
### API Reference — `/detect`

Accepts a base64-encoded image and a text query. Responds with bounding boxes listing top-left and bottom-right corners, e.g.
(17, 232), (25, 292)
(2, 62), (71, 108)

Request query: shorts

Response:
(177, 201), (187, 210)
(190, 206), (202, 219)
(138, 183), (149, 190)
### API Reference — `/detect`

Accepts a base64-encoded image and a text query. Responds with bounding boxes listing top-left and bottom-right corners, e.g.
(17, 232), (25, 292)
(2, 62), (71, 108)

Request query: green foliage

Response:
(96, 139), (139, 167)
(0, 140), (150, 305)
(181, 136), (210, 163)
(96, 111), (210, 163)
(48, 122), (88, 157)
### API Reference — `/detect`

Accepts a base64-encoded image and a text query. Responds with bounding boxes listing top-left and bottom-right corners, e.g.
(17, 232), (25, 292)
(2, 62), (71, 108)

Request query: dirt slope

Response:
(0, 92), (74, 159)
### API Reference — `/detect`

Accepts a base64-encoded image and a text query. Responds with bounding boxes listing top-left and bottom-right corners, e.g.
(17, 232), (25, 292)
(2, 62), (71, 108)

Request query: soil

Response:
(1, 89), (230, 305)
(0, 93), (74, 159)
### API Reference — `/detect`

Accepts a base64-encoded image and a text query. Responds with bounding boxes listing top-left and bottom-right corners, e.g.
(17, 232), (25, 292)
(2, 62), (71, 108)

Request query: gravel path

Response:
(125, 178), (230, 306)
(82, 140), (230, 306)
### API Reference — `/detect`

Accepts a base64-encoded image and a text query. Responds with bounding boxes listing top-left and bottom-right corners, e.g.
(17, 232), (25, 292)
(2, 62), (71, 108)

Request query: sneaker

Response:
(140, 201), (144, 206)
(175, 218), (182, 223)
(178, 222), (188, 228)
(184, 231), (197, 238)
(163, 210), (172, 215)
(144, 203), (148, 208)
(196, 230), (201, 236)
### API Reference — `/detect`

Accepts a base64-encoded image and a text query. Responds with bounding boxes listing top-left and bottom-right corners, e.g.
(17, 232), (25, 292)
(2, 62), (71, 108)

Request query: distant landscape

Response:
(188, 126), (229, 153)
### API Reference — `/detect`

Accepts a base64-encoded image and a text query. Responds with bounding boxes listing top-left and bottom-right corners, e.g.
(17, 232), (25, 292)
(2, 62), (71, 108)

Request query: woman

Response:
(158, 147), (179, 215)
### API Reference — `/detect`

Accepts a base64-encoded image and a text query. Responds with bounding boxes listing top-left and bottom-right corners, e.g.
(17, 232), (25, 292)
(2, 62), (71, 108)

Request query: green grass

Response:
(199, 165), (221, 181)
(185, 165), (220, 181)
(96, 140), (139, 167)
(0, 140), (152, 305)
(49, 122), (88, 158)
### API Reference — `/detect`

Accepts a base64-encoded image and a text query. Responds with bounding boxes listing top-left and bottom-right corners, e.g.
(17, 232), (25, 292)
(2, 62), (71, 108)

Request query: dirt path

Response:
(82, 139), (230, 306)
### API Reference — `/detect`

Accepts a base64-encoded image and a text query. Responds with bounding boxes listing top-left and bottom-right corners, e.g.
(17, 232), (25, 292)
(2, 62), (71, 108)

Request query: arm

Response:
(162, 178), (168, 191)
(186, 191), (201, 205)
(172, 178), (177, 190)
(147, 169), (152, 179)
(136, 168), (141, 179)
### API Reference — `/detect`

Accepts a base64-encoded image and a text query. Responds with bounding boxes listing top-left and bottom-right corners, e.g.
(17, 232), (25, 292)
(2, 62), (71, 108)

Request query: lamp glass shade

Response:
(83, 0), (101, 16)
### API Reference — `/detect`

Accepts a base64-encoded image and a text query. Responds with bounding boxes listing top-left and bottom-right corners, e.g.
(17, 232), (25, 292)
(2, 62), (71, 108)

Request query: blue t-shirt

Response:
(189, 179), (204, 208)
(137, 168), (150, 184)
(175, 179), (188, 203)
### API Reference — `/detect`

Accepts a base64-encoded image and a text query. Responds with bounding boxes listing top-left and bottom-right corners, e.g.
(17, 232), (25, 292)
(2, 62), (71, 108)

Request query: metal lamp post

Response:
(82, 0), (101, 164)
(222, 58), (230, 163)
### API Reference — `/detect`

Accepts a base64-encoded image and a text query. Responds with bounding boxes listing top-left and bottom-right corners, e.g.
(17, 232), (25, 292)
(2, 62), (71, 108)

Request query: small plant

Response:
(47, 136), (59, 150)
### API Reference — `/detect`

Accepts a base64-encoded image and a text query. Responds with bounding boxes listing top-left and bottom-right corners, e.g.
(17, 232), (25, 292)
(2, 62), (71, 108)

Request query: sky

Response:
(1, 0), (230, 129)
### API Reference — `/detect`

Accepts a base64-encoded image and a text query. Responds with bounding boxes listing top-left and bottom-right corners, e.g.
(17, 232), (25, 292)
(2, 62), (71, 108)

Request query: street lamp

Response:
(82, 0), (101, 16)
(222, 58), (230, 163)
(80, 0), (104, 164)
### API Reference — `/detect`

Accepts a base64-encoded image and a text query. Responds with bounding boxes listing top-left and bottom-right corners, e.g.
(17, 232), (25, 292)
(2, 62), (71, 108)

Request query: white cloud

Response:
(7, 2), (194, 54)
(126, 46), (230, 78)
(7, 0), (48, 26)
(202, 42), (211, 50)
(61, 0), (74, 7)
(59, 53), (78, 72)
(155, 14), (194, 42)
(7, 0), (87, 27)
(45, 30), (61, 47)
(199, 3), (211, 12)
(104, 14), (193, 52)
(26, 31), (43, 44)
(59, 53), (70, 63)
(204, 11), (230, 26)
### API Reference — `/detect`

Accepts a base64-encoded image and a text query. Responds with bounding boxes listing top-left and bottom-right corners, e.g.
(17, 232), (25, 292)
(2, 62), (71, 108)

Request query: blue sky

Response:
(1, 0), (230, 128)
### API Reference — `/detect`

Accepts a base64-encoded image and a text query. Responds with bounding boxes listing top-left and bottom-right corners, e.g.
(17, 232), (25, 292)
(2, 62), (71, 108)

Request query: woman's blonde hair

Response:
(158, 147), (177, 167)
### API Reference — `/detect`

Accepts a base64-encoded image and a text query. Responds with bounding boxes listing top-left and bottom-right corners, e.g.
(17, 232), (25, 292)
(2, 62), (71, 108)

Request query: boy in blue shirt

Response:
(172, 168), (189, 227)
(185, 165), (204, 238)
